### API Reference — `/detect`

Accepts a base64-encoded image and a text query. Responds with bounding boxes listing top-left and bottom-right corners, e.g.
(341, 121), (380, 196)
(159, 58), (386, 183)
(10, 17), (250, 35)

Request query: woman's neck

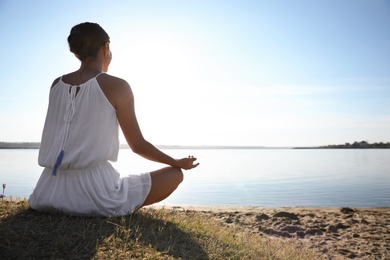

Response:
(77, 59), (103, 79)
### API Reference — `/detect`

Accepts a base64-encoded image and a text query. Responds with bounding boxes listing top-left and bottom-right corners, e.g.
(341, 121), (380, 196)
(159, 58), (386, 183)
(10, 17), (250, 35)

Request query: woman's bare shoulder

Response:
(97, 73), (133, 108)
(98, 73), (130, 90)
(50, 77), (61, 89)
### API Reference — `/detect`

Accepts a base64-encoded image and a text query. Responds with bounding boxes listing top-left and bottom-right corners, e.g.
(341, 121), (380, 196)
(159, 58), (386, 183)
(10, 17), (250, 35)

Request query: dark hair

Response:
(67, 22), (110, 61)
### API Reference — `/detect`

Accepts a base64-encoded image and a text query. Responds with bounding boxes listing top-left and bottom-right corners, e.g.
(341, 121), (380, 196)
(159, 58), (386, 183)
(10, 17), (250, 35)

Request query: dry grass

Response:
(0, 199), (320, 259)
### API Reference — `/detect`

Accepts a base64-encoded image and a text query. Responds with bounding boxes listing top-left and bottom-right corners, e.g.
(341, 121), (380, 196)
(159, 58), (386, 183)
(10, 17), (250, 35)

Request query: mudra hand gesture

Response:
(176, 156), (199, 170)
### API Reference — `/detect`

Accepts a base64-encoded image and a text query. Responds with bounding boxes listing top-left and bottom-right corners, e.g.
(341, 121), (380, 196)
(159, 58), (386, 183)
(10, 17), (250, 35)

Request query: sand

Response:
(5, 198), (389, 258)
(151, 205), (390, 259)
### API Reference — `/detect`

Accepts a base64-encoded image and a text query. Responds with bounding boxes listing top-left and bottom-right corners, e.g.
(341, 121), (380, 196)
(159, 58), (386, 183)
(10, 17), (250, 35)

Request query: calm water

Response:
(0, 149), (389, 207)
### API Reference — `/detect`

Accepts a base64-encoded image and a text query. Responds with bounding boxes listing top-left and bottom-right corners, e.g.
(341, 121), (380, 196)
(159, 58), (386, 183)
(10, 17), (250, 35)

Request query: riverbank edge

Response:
(2, 198), (389, 258)
(150, 204), (390, 259)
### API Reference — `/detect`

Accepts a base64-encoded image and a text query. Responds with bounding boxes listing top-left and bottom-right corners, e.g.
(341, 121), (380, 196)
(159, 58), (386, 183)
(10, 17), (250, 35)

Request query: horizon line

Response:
(0, 141), (296, 149)
(2, 141), (388, 149)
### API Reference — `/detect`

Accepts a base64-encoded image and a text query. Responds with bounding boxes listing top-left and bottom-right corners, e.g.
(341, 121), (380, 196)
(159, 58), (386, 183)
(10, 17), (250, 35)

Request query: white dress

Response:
(29, 74), (151, 217)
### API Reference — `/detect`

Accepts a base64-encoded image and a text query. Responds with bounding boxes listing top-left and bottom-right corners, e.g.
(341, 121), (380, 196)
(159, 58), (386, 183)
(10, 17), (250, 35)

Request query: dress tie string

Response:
(64, 86), (77, 122)
(52, 86), (78, 176)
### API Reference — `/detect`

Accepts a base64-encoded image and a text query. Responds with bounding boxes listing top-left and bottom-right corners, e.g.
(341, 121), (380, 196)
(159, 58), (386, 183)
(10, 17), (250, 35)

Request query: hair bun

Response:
(67, 22), (109, 61)
(68, 30), (87, 60)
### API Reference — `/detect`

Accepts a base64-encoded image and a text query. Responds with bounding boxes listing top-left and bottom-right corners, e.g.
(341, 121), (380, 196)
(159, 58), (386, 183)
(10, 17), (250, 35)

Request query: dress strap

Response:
(95, 72), (104, 79)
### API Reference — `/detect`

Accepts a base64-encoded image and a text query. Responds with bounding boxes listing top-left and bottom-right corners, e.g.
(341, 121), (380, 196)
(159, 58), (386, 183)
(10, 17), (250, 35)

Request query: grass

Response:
(0, 199), (320, 259)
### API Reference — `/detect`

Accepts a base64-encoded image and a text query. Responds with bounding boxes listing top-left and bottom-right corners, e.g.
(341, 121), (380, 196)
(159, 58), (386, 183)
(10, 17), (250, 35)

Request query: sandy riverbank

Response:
(3, 198), (389, 259)
(149, 205), (390, 259)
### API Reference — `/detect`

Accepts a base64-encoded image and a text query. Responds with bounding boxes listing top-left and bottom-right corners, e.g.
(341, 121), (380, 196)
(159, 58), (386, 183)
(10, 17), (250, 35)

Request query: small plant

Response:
(0, 183), (6, 200)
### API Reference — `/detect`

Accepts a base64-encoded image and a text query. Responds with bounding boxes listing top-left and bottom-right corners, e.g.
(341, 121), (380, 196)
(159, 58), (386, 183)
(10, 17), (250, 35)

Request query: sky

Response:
(1, 0), (389, 147)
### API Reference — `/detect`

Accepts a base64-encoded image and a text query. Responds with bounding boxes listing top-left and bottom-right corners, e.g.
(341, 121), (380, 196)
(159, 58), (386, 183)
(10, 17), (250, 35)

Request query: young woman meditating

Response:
(29, 22), (199, 216)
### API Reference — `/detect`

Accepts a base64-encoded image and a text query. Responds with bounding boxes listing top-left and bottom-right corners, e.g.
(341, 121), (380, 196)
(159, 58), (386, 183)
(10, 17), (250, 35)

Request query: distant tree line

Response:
(0, 142), (40, 149)
(320, 141), (390, 149)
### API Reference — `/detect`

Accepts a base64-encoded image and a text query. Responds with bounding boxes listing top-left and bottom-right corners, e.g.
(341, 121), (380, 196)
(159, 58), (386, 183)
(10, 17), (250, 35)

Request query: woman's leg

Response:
(142, 166), (183, 206)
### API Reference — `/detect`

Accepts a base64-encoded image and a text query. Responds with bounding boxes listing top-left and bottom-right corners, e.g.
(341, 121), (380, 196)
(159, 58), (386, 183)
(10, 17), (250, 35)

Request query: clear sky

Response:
(1, 0), (389, 147)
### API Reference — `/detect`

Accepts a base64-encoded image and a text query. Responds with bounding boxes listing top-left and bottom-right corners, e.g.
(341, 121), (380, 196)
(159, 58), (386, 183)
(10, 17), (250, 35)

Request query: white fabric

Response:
(38, 75), (119, 169)
(29, 74), (151, 216)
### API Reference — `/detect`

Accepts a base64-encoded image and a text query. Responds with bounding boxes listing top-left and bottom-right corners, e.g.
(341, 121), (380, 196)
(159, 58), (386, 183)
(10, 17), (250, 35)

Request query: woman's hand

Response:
(176, 156), (199, 170)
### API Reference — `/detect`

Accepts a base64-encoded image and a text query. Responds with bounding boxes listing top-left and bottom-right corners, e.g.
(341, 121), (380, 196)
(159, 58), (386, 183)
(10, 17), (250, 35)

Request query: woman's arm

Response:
(106, 77), (198, 170)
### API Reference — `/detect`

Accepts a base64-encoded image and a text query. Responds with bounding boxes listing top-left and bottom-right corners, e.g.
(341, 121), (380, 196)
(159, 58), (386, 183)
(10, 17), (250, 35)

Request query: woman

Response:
(29, 22), (199, 217)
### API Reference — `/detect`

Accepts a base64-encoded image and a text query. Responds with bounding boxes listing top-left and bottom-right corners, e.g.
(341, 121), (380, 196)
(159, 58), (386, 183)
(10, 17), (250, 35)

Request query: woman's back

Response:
(38, 73), (119, 172)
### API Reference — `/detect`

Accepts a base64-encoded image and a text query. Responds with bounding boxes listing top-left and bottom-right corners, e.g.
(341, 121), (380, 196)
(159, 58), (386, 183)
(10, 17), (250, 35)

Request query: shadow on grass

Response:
(0, 204), (209, 259)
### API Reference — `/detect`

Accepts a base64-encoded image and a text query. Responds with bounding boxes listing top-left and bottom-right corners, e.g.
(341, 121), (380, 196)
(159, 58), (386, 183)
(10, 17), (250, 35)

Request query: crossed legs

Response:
(142, 166), (183, 206)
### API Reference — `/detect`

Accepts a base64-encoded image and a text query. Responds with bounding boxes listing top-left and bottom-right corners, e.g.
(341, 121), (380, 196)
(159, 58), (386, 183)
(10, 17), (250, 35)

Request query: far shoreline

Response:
(1, 141), (389, 149)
